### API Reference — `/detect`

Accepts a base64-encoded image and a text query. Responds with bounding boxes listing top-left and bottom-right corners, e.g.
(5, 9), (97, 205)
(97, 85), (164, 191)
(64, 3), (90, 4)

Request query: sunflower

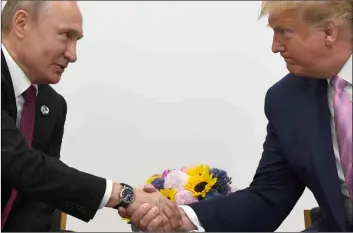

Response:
(186, 164), (211, 177)
(146, 174), (162, 184)
(184, 169), (217, 198)
(159, 188), (177, 201)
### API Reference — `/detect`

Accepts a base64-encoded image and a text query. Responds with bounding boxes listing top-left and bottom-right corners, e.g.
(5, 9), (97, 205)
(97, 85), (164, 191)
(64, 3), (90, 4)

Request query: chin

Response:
(286, 64), (307, 77)
(49, 73), (62, 84)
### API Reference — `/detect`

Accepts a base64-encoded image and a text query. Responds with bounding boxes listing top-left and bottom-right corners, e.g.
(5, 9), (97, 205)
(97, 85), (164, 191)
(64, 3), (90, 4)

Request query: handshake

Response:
(112, 183), (196, 232)
(108, 165), (232, 231)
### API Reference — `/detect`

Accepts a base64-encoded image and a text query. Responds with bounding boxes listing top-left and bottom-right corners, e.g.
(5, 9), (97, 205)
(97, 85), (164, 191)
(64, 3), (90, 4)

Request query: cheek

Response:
(287, 39), (322, 64)
(41, 42), (67, 63)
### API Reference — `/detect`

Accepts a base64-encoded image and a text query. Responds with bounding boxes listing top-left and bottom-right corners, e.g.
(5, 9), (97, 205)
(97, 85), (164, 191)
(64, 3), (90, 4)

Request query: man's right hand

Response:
(105, 182), (164, 213)
(118, 184), (194, 232)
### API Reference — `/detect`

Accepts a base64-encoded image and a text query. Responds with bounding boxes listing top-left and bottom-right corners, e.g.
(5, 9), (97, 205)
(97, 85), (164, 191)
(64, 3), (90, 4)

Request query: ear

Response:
(322, 21), (339, 46)
(12, 10), (31, 39)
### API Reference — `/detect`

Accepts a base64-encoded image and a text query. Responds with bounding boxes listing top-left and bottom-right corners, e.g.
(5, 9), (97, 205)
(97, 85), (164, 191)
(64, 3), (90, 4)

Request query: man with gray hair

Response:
(120, 1), (353, 231)
(1, 1), (181, 231)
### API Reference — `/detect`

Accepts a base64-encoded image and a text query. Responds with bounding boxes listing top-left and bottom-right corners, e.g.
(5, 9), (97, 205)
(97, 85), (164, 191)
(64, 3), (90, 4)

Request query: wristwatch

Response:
(114, 183), (135, 209)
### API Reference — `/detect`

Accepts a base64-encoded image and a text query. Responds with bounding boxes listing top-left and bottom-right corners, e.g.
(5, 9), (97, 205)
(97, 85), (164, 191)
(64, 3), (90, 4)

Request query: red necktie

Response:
(1, 85), (37, 229)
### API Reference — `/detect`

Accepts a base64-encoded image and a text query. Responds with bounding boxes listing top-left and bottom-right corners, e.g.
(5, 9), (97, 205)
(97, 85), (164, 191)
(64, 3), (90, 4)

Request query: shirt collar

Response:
(328, 54), (352, 86)
(1, 44), (38, 98)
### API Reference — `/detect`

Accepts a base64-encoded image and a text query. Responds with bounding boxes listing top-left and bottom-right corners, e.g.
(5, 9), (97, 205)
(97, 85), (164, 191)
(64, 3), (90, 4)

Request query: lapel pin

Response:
(41, 105), (50, 116)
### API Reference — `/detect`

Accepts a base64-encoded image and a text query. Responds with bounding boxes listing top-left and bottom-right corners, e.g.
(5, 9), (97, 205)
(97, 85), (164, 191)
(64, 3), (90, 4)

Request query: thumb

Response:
(143, 184), (158, 193)
(118, 207), (129, 218)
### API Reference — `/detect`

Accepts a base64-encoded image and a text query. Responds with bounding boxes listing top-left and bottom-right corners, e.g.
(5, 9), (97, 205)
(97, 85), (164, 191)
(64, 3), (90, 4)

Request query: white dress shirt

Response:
(2, 44), (113, 210)
(180, 55), (353, 231)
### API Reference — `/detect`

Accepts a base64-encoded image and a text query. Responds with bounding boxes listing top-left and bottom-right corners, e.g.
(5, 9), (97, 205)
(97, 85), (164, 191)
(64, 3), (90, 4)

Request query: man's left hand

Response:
(118, 184), (182, 231)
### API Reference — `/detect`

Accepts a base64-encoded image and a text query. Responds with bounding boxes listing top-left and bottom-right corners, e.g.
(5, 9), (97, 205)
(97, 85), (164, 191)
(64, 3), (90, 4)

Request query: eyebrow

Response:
(69, 29), (84, 40)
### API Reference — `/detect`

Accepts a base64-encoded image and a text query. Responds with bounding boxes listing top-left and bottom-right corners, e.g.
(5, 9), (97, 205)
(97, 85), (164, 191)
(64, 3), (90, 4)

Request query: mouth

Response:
(60, 64), (67, 69)
(54, 64), (66, 74)
(283, 57), (294, 63)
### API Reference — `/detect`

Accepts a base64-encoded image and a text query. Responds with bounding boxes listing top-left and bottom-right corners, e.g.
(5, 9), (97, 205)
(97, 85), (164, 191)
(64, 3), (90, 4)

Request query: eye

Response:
(274, 28), (293, 37)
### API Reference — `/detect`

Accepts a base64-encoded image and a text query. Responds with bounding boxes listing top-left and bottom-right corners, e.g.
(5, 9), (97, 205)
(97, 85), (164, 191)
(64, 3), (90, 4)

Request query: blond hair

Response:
(1, 0), (49, 35)
(259, 1), (352, 33)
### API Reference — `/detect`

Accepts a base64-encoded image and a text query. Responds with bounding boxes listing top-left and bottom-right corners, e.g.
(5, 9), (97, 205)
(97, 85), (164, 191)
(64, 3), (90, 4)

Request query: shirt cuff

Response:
(99, 179), (113, 209)
(179, 205), (205, 232)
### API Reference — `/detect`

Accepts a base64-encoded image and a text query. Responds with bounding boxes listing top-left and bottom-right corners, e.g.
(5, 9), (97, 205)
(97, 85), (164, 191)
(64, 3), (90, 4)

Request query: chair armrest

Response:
(304, 207), (322, 229)
(310, 207), (322, 223)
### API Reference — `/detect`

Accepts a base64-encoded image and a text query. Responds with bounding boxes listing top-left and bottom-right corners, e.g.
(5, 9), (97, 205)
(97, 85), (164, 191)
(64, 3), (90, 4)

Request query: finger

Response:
(163, 200), (182, 229)
(161, 213), (172, 232)
(147, 215), (163, 232)
(143, 184), (158, 193)
(118, 207), (129, 218)
(138, 207), (162, 231)
(130, 203), (153, 227)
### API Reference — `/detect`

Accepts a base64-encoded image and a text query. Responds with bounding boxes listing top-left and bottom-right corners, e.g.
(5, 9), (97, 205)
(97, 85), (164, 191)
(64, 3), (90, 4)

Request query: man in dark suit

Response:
(1, 1), (180, 231)
(1, 44), (68, 231)
(120, 1), (353, 232)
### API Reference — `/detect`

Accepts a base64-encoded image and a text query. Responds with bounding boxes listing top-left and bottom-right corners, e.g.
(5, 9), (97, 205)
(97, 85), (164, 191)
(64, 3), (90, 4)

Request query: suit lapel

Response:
(304, 79), (348, 230)
(1, 51), (17, 121)
(33, 85), (54, 145)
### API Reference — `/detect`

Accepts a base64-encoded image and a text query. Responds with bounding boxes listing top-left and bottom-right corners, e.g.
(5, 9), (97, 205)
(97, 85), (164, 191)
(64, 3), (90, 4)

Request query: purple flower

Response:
(210, 168), (232, 195)
(151, 177), (165, 190)
(162, 169), (172, 178)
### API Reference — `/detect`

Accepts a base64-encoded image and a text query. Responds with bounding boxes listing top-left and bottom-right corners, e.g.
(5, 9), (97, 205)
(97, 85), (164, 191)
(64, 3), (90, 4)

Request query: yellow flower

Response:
(146, 174), (162, 184)
(159, 188), (177, 201)
(184, 165), (217, 198)
(186, 164), (210, 177)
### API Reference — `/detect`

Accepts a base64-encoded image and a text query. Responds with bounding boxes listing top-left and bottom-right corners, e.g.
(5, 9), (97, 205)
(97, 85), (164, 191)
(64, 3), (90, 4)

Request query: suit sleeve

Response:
(1, 106), (106, 222)
(187, 88), (306, 231)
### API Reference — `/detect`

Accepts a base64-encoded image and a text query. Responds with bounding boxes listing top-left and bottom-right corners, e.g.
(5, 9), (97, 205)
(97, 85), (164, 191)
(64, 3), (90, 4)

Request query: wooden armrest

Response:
(60, 212), (67, 231)
(304, 209), (312, 229)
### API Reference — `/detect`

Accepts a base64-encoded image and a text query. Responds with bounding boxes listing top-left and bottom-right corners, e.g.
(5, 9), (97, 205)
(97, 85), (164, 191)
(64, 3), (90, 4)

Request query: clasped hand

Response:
(118, 185), (182, 232)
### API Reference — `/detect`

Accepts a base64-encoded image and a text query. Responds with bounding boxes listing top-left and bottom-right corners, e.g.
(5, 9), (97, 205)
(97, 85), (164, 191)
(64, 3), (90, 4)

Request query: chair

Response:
(304, 207), (322, 229)
(49, 210), (74, 232)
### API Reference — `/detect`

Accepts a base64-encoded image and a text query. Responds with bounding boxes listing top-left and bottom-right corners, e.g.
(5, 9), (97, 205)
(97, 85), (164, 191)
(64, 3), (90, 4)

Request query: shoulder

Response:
(263, 73), (310, 118)
(265, 73), (311, 102)
(267, 73), (307, 96)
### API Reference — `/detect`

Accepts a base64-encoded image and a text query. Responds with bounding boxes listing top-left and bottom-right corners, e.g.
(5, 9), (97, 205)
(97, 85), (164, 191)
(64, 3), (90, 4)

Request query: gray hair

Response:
(1, 0), (49, 34)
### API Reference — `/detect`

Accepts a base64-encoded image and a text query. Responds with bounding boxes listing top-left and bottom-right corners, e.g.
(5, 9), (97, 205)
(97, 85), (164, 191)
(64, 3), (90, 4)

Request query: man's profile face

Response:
(268, 9), (330, 78)
(20, 1), (83, 84)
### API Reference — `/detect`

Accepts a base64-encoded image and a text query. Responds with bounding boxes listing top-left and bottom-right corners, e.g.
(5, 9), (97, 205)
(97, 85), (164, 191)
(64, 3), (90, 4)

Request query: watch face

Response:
(122, 188), (135, 203)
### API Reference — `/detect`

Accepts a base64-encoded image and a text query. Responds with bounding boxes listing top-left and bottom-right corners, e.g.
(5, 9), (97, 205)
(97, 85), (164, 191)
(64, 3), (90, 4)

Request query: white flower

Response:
(164, 170), (189, 191)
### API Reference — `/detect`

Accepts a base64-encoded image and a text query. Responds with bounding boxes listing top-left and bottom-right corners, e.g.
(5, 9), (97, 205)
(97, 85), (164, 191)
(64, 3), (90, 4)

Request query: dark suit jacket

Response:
(1, 51), (107, 228)
(1, 51), (68, 231)
(189, 74), (352, 232)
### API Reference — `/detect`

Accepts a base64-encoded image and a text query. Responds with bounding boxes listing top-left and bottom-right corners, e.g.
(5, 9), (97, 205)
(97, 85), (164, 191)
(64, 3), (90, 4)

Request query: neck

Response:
(321, 51), (351, 79)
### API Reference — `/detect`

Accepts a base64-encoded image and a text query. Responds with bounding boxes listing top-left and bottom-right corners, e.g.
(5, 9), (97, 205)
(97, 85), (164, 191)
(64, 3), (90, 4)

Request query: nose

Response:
(64, 42), (77, 63)
(271, 34), (284, 54)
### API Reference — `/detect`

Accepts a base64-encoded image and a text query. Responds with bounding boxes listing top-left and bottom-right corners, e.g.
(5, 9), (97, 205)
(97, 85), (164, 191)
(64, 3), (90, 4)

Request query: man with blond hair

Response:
(118, 1), (353, 231)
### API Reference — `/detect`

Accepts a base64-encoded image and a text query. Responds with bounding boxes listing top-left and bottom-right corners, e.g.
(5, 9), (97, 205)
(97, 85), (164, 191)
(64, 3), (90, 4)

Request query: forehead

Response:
(38, 1), (83, 37)
(268, 9), (300, 28)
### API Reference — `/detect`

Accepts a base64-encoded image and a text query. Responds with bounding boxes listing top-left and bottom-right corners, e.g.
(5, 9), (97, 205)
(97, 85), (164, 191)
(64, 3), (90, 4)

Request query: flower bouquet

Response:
(124, 164), (236, 231)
